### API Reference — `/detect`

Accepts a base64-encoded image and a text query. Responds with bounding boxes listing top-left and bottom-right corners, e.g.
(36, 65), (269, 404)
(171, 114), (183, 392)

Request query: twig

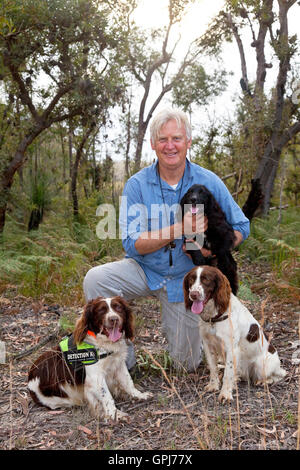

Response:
(8, 326), (60, 362)
(142, 348), (207, 450)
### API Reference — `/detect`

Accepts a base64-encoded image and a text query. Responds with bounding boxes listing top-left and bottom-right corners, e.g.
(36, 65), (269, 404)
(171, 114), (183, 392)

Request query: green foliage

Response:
(240, 208), (300, 287)
(135, 350), (174, 378)
(0, 193), (123, 303)
(172, 64), (229, 112)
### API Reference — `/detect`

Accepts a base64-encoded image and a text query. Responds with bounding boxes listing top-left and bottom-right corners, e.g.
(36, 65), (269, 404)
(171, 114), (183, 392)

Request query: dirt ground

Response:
(0, 260), (299, 451)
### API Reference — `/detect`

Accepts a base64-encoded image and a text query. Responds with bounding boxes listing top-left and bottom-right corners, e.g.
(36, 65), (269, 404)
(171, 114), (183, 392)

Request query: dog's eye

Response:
(112, 303), (123, 312)
(201, 276), (210, 285)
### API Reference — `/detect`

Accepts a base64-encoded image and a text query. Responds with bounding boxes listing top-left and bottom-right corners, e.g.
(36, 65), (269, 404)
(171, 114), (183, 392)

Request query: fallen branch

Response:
(7, 326), (60, 362)
(221, 171), (237, 181)
(269, 204), (289, 211)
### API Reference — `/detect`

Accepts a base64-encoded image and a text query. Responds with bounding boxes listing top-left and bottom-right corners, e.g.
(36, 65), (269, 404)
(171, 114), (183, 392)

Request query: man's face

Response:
(151, 119), (191, 172)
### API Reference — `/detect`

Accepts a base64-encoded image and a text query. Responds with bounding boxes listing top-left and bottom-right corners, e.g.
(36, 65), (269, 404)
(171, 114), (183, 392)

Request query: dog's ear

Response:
(116, 297), (135, 341)
(73, 297), (102, 344)
(183, 273), (193, 310)
(199, 186), (215, 218)
(73, 300), (96, 344)
(212, 269), (231, 315)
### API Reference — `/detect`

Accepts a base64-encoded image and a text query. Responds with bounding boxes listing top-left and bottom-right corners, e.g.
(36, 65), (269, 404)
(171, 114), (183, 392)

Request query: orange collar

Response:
(87, 330), (96, 338)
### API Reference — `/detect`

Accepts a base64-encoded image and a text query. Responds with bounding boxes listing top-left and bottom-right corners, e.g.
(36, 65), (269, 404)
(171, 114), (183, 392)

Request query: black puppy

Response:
(180, 184), (238, 295)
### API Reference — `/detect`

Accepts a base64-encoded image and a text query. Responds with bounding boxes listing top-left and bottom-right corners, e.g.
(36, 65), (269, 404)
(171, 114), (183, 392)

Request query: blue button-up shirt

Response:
(119, 159), (250, 303)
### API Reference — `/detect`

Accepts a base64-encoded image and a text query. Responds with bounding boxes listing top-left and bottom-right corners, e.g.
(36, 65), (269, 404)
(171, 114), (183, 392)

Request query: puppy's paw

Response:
(139, 391), (153, 400)
(218, 389), (233, 403)
(205, 380), (220, 393)
(114, 409), (129, 422)
(132, 390), (153, 400)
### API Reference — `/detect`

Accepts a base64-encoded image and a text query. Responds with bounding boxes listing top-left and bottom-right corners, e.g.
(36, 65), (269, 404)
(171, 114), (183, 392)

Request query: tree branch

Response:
(278, 120), (300, 148)
(41, 82), (74, 123)
(7, 62), (40, 122)
(225, 12), (249, 90)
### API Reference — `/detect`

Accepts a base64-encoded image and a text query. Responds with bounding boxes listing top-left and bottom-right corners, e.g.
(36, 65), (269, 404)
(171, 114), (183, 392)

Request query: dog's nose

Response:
(190, 291), (200, 300)
(107, 315), (120, 326)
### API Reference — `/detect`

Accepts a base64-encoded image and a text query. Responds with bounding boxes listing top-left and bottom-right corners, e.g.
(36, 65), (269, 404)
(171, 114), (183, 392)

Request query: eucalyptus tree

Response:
(198, 0), (300, 217)
(115, 0), (228, 173)
(0, 0), (126, 233)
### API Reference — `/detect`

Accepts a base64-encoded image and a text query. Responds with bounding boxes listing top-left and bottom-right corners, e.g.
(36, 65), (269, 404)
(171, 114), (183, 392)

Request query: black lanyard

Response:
(156, 165), (185, 267)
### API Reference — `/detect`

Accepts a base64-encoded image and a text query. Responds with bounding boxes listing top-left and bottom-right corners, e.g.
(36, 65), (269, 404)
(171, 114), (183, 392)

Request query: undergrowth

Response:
(239, 207), (300, 296)
(0, 205), (299, 305)
(0, 201), (123, 304)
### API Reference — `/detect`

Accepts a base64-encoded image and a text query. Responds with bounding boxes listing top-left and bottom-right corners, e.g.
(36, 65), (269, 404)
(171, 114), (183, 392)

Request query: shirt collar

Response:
(148, 158), (194, 185)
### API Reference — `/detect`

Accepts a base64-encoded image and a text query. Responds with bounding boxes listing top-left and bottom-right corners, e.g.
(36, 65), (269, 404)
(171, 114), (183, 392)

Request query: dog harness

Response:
(59, 333), (113, 371)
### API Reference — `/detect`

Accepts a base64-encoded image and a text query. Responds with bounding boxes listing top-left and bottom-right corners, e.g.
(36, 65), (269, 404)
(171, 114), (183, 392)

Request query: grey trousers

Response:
(83, 258), (203, 372)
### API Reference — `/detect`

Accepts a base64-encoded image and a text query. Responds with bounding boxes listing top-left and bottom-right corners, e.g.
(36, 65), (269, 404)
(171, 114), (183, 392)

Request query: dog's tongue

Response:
(108, 326), (122, 342)
(191, 300), (204, 315)
(191, 207), (199, 214)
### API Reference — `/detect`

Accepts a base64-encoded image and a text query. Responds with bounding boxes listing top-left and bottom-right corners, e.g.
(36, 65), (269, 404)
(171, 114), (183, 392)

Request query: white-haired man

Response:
(84, 108), (250, 372)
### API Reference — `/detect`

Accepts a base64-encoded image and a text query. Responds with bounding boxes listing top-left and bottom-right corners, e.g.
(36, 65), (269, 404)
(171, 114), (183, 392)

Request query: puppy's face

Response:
(74, 296), (134, 344)
(183, 266), (217, 315)
(180, 185), (211, 216)
(183, 266), (231, 317)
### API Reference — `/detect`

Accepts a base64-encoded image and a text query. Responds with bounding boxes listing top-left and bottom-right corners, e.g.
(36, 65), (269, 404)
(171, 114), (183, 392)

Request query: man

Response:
(84, 108), (250, 372)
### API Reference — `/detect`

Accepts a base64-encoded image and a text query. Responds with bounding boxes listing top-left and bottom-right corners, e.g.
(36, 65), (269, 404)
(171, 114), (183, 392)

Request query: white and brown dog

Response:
(28, 296), (152, 420)
(183, 266), (286, 402)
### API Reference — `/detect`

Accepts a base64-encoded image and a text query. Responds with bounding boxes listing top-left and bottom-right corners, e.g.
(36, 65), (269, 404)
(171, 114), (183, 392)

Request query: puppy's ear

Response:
(73, 300), (96, 345)
(116, 297), (135, 341)
(212, 270), (231, 315)
(183, 273), (192, 310)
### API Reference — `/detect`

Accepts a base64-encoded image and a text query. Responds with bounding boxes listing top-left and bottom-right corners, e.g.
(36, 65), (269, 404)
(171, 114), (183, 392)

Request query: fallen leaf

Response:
(78, 425), (92, 435)
(47, 410), (65, 415)
(257, 425), (276, 437)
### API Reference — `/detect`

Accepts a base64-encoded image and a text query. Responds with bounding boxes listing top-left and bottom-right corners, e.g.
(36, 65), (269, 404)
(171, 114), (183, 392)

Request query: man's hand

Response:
(182, 215), (211, 258)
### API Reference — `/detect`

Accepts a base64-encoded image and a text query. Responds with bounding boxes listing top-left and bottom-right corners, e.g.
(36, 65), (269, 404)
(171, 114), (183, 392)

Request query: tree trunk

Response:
(242, 178), (264, 221)
(0, 126), (44, 234)
(133, 122), (147, 173)
(71, 123), (95, 218)
(125, 100), (132, 180)
(0, 204), (7, 235)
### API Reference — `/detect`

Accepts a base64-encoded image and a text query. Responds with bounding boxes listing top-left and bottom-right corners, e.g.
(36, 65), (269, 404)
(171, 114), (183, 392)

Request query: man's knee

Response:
(83, 266), (100, 301)
(83, 264), (121, 301)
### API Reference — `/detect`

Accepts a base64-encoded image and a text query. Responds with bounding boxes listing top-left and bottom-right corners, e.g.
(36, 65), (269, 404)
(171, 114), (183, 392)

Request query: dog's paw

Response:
(204, 381), (220, 393)
(114, 409), (129, 422)
(139, 391), (153, 400)
(218, 389), (233, 403)
(132, 390), (153, 400)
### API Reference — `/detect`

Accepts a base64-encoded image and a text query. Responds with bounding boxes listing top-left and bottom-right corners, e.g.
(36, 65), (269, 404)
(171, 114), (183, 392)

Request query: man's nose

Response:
(165, 139), (175, 149)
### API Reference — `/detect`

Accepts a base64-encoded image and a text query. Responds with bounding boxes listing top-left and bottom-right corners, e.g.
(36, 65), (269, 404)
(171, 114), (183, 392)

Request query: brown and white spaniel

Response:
(28, 296), (152, 421)
(183, 266), (286, 402)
